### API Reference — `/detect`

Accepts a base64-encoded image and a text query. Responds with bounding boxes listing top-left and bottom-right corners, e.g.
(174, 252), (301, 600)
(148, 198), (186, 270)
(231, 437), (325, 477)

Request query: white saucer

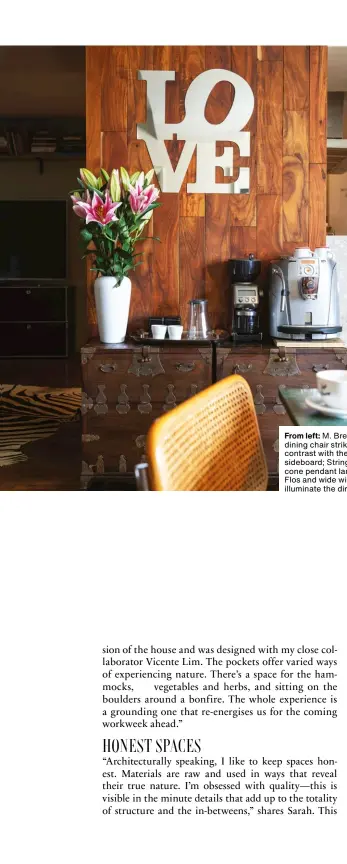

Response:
(305, 395), (347, 418)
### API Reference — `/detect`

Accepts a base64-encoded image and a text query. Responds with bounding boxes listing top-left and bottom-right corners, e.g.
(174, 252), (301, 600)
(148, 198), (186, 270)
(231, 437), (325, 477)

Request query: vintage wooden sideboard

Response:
(80, 339), (347, 489)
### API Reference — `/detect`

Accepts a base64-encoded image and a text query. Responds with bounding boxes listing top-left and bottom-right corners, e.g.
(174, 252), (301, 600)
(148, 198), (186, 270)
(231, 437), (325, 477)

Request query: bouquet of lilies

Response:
(71, 166), (160, 284)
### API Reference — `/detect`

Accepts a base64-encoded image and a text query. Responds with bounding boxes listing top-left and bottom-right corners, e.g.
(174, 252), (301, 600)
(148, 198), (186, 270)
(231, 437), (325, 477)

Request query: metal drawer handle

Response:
(99, 363), (118, 373)
(25, 289), (32, 295)
(175, 362), (196, 372)
(232, 363), (252, 374)
(26, 324), (32, 330)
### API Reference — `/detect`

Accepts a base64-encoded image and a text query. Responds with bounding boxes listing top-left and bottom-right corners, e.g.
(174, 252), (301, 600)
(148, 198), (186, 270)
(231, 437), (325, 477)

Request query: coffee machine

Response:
(269, 247), (341, 341)
(229, 254), (263, 341)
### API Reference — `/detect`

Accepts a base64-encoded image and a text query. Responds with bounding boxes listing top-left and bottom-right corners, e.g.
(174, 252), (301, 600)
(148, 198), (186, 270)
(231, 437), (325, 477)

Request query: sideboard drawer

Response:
(217, 348), (347, 403)
(82, 346), (211, 409)
(81, 407), (162, 473)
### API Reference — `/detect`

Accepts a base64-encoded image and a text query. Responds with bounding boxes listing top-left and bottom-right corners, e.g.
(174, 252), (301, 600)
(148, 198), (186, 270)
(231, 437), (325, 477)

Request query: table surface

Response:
(278, 386), (347, 426)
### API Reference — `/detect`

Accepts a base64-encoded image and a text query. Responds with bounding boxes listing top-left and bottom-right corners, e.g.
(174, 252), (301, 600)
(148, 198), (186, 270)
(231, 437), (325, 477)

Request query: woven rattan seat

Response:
(146, 374), (268, 491)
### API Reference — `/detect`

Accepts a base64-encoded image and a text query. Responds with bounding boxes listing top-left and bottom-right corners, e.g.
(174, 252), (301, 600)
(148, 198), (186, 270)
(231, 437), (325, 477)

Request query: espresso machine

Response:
(269, 247), (341, 341)
(229, 254), (263, 341)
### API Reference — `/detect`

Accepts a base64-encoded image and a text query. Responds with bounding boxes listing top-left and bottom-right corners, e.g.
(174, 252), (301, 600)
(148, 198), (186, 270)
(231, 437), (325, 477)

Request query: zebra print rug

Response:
(0, 384), (81, 467)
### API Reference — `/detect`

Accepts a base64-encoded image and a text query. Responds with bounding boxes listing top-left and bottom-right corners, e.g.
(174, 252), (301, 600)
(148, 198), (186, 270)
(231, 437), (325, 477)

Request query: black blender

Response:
(229, 254), (263, 342)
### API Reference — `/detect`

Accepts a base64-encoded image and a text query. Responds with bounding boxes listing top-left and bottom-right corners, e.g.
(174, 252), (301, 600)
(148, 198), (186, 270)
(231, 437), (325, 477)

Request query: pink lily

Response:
(129, 179), (160, 215)
(71, 190), (121, 225)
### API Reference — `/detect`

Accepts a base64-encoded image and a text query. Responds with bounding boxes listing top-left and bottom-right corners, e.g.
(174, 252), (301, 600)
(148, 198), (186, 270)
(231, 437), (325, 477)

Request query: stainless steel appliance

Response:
(229, 255), (263, 341)
(269, 246), (341, 341)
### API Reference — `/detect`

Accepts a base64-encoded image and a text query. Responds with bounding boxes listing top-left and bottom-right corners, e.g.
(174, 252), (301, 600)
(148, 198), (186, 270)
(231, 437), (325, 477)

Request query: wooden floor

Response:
(0, 355), (82, 492)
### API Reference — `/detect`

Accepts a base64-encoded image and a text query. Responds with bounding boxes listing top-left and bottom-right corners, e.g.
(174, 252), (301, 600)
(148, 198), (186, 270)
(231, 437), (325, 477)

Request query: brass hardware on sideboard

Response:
(99, 363), (118, 373)
(264, 349), (300, 377)
(175, 362), (196, 372)
(231, 363), (253, 374)
(128, 346), (165, 377)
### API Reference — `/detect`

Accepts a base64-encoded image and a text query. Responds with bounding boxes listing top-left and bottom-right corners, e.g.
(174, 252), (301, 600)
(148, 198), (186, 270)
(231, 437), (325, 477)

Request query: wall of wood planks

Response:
(86, 45), (327, 332)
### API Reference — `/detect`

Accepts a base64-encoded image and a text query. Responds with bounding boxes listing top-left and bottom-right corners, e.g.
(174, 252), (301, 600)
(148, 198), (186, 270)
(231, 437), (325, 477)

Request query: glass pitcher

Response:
(188, 299), (210, 339)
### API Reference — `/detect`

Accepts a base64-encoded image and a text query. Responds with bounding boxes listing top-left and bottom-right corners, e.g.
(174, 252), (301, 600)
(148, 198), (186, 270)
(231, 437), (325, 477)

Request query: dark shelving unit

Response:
(0, 115), (86, 173)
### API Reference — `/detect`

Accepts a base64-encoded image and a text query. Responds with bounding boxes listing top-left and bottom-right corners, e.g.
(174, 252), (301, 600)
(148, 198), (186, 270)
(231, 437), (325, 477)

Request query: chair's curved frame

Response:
(146, 374), (268, 491)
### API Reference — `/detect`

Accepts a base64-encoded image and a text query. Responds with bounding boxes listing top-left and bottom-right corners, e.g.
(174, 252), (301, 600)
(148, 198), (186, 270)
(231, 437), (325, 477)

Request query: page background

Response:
(1, 494), (345, 864)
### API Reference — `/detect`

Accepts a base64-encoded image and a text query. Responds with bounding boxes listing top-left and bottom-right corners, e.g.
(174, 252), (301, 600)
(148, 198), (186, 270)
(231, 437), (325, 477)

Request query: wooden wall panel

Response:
(86, 45), (328, 333)
(101, 47), (128, 130)
(310, 47), (327, 163)
(152, 194), (179, 316)
(309, 163), (327, 249)
(127, 46), (146, 140)
(257, 61), (283, 194)
(179, 218), (205, 328)
(230, 227), (257, 258)
(205, 196), (231, 328)
(284, 47), (309, 110)
(283, 110), (309, 244)
(102, 131), (128, 170)
(257, 47), (283, 62)
(257, 195), (283, 259)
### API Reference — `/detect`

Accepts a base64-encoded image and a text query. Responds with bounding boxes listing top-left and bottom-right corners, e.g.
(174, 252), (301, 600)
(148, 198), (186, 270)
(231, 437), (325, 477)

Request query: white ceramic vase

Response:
(94, 276), (131, 343)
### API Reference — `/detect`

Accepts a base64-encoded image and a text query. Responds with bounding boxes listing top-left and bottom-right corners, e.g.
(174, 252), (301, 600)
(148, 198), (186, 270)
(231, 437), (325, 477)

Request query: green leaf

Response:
(80, 228), (93, 243)
(141, 202), (161, 215)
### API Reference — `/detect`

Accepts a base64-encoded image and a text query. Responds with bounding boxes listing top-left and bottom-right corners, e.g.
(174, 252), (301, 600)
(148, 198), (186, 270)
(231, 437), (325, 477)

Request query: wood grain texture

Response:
(257, 195), (283, 259)
(179, 218), (205, 328)
(309, 163), (327, 249)
(257, 47), (283, 62)
(85, 45), (327, 335)
(102, 131), (128, 172)
(127, 46), (146, 140)
(101, 47), (128, 131)
(310, 47), (327, 163)
(230, 138), (257, 226)
(152, 194), (179, 316)
(231, 46), (257, 132)
(230, 227), (257, 258)
(284, 47), (309, 110)
(257, 61), (283, 194)
(205, 195), (231, 328)
(283, 111), (309, 244)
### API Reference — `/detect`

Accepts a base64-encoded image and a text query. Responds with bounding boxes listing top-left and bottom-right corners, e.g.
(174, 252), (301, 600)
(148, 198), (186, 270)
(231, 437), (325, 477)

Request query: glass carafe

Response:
(188, 299), (210, 339)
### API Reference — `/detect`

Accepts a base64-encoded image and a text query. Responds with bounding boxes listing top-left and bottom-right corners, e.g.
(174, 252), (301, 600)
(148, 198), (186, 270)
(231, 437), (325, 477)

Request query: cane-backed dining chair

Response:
(139, 374), (268, 491)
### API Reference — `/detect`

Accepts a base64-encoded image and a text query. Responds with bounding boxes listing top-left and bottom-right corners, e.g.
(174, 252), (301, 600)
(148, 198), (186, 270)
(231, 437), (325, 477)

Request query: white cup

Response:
(316, 369), (347, 410)
(168, 325), (183, 340)
(151, 324), (167, 339)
